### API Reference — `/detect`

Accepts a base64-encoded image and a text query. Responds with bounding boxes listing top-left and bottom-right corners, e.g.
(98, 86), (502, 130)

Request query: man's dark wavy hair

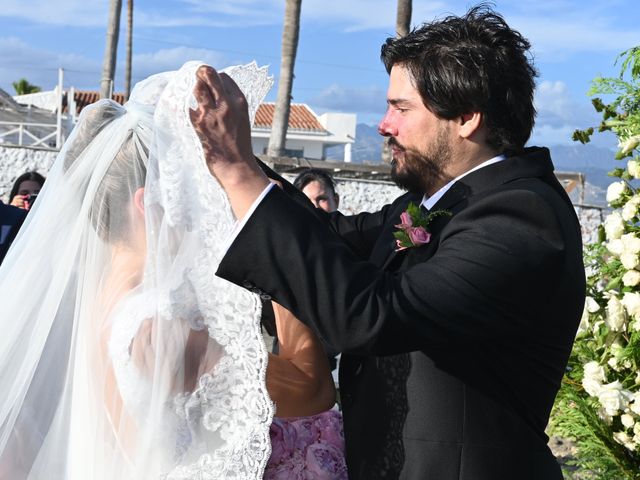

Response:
(380, 4), (538, 152)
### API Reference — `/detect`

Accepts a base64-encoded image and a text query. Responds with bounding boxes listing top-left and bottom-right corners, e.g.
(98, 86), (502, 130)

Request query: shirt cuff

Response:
(223, 182), (276, 254)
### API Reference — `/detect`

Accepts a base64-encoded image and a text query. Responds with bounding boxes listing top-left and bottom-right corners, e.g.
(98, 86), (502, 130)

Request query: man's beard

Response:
(389, 126), (452, 194)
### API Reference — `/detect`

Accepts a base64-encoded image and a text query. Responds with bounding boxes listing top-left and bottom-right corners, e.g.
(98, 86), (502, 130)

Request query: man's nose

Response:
(378, 111), (396, 137)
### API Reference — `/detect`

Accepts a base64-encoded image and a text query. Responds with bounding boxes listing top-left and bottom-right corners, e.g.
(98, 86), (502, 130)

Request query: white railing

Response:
(0, 121), (61, 149)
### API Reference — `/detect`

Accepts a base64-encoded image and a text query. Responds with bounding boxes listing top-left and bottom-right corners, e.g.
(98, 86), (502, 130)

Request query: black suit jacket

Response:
(0, 202), (27, 265)
(217, 147), (585, 479)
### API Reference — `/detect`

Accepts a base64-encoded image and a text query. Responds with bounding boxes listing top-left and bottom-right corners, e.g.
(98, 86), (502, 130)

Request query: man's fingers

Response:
(191, 66), (225, 117)
(219, 73), (243, 97)
(196, 66), (227, 104)
(220, 73), (249, 110)
(192, 77), (216, 113)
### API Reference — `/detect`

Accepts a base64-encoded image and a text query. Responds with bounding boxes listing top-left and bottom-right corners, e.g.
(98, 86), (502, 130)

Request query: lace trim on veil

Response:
(111, 61), (275, 479)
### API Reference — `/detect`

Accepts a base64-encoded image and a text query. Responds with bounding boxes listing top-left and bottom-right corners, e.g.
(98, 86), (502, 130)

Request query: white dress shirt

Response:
(421, 154), (506, 210)
(226, 154), (507, 249)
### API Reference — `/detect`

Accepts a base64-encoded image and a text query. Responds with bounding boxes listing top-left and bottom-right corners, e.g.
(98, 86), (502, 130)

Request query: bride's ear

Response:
(133, 187), (145, 217)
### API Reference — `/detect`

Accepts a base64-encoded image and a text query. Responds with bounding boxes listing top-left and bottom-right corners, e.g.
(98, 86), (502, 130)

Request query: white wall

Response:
(318, 113), (356, 144)
(0, 144), (606, 247)
(250, 111), (356, 162)
(0, 145), (57, 201)
(283, 174), (604, 245)
(251, 136), (325, 159)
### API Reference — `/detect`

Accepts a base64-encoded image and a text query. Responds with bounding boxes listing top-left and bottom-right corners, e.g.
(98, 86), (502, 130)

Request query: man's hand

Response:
(190, 66), (253, 178)
(190, 65), (270, 219)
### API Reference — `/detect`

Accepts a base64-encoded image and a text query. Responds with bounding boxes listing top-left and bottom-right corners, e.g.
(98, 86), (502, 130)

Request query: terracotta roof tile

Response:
(64, 93), (325, 132)
(63, 91), (126, 115)
(254, 103), (326, 132)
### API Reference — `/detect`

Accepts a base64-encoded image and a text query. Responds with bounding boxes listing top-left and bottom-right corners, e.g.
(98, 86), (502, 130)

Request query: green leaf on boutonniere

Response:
(393, 229), (412, 248)
(393, 202), (452, 251)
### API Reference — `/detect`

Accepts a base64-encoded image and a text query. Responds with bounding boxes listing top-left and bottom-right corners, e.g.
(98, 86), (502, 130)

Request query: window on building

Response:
(263, 146), (304, 158)
(284, 148), (304, 158)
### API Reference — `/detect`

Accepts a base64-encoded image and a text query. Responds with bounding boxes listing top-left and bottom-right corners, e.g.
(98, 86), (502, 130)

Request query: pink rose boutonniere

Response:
(393, 202), (451, 251)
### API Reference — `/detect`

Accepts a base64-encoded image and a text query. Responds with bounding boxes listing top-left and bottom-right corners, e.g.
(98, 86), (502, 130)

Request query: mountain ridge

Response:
(325, 123), (619, 205)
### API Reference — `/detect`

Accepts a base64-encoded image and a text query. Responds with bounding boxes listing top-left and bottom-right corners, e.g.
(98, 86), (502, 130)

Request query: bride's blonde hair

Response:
(63, 100), (149, 242)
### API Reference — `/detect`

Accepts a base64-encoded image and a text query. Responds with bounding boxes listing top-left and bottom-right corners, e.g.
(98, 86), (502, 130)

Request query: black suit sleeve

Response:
(0, 204), (27, 265)
(217, 184), (584, 357)
(255, 157), (391, 259)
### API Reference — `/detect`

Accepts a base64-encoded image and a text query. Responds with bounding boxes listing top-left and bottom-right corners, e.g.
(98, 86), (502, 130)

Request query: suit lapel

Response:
(376, 147), (557, 271)
(373, 193), (422, 269)
(378, 182), (470, 270)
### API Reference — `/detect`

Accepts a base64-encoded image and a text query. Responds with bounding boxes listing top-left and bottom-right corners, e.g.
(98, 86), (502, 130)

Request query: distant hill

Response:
(325, 123), (383, 164)
(548, 144), (620, 206)
(326, 123), (621, 206)
(351, 123), (385, 163)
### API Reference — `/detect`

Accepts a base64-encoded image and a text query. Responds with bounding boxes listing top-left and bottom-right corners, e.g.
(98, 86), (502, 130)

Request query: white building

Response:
(251, 103), (356, 162)
(11, 91), (357, 163)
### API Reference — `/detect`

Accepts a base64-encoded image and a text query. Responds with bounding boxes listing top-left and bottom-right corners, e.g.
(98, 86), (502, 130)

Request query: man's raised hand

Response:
(190, 65), (269, 219)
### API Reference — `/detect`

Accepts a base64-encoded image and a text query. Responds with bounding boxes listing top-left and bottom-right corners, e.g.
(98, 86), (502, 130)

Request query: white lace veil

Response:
(0, 61), (274, 479)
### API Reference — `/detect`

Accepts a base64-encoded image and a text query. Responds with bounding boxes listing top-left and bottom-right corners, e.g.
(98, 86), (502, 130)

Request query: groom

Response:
(192, 5), (585, 479)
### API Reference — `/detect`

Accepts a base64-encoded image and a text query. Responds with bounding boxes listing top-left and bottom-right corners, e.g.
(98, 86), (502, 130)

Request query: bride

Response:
(0, 62), (346, 479)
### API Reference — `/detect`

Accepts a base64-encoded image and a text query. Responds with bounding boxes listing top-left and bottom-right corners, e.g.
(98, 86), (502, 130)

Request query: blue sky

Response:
(0, 0), (638, 149)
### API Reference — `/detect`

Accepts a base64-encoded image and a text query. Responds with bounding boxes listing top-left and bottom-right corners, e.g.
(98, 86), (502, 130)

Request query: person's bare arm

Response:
(266, 302), (336, 417)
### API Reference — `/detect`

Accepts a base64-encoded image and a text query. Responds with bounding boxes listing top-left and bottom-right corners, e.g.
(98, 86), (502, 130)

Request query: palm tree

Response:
(100, 0), (123, 99)
(12, 78), (41, 95)
(124, 0), (133, 100)
(267, 0), (302, 158)
(396, 0), (412, 37)
(382, 0), (412, 163)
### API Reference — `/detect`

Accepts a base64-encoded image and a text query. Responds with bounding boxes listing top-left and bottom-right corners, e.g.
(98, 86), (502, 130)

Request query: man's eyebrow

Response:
(387, 98), (412, 106)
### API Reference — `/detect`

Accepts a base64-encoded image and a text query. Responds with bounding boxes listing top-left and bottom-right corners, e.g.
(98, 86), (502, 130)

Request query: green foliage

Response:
(552, 385), (638, 479)
(12, 78), (41, 95)
(551, 46), (640, 479)
(572, 47), (640, 161)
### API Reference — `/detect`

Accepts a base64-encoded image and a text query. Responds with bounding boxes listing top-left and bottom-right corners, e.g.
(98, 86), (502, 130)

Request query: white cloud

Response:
(531, 79), (607, 146)
(130, 47), (229, 83)
(529, 124), (577, 147)
(0, 38), (234, 94)
(175, 0), (281, 23)
(0, 0), (280, 29)
(297, 0), (448, 32)
(0, 37), (99, 92)
(309, 83), (385, 116)
(1, 0), (637, 57)
(534, 80), (590, 127)
(176, 0), (447, 31)
(0, 0), (107, 27)
(511, 16), (640, 61)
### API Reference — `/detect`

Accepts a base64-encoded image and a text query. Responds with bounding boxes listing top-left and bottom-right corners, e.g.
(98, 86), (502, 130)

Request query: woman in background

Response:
(9, 171), (45, 210)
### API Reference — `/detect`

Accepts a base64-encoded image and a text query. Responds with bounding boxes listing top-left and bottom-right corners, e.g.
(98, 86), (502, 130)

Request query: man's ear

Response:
(334, 193), (340, 210)
(458, 112), (483, 139)
(133, 187), (145, 216)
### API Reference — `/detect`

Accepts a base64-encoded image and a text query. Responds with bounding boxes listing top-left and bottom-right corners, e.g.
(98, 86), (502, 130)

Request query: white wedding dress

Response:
(0, 61), (275, 479)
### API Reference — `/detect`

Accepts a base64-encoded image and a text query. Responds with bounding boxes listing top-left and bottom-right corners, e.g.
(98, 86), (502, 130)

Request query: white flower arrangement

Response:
(607, 181), (628, 204)
(629, 160), (640, 179)
(575, 185), (640, 453)
(551, 46), (640, 478)
(604, 212), (626, 240)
